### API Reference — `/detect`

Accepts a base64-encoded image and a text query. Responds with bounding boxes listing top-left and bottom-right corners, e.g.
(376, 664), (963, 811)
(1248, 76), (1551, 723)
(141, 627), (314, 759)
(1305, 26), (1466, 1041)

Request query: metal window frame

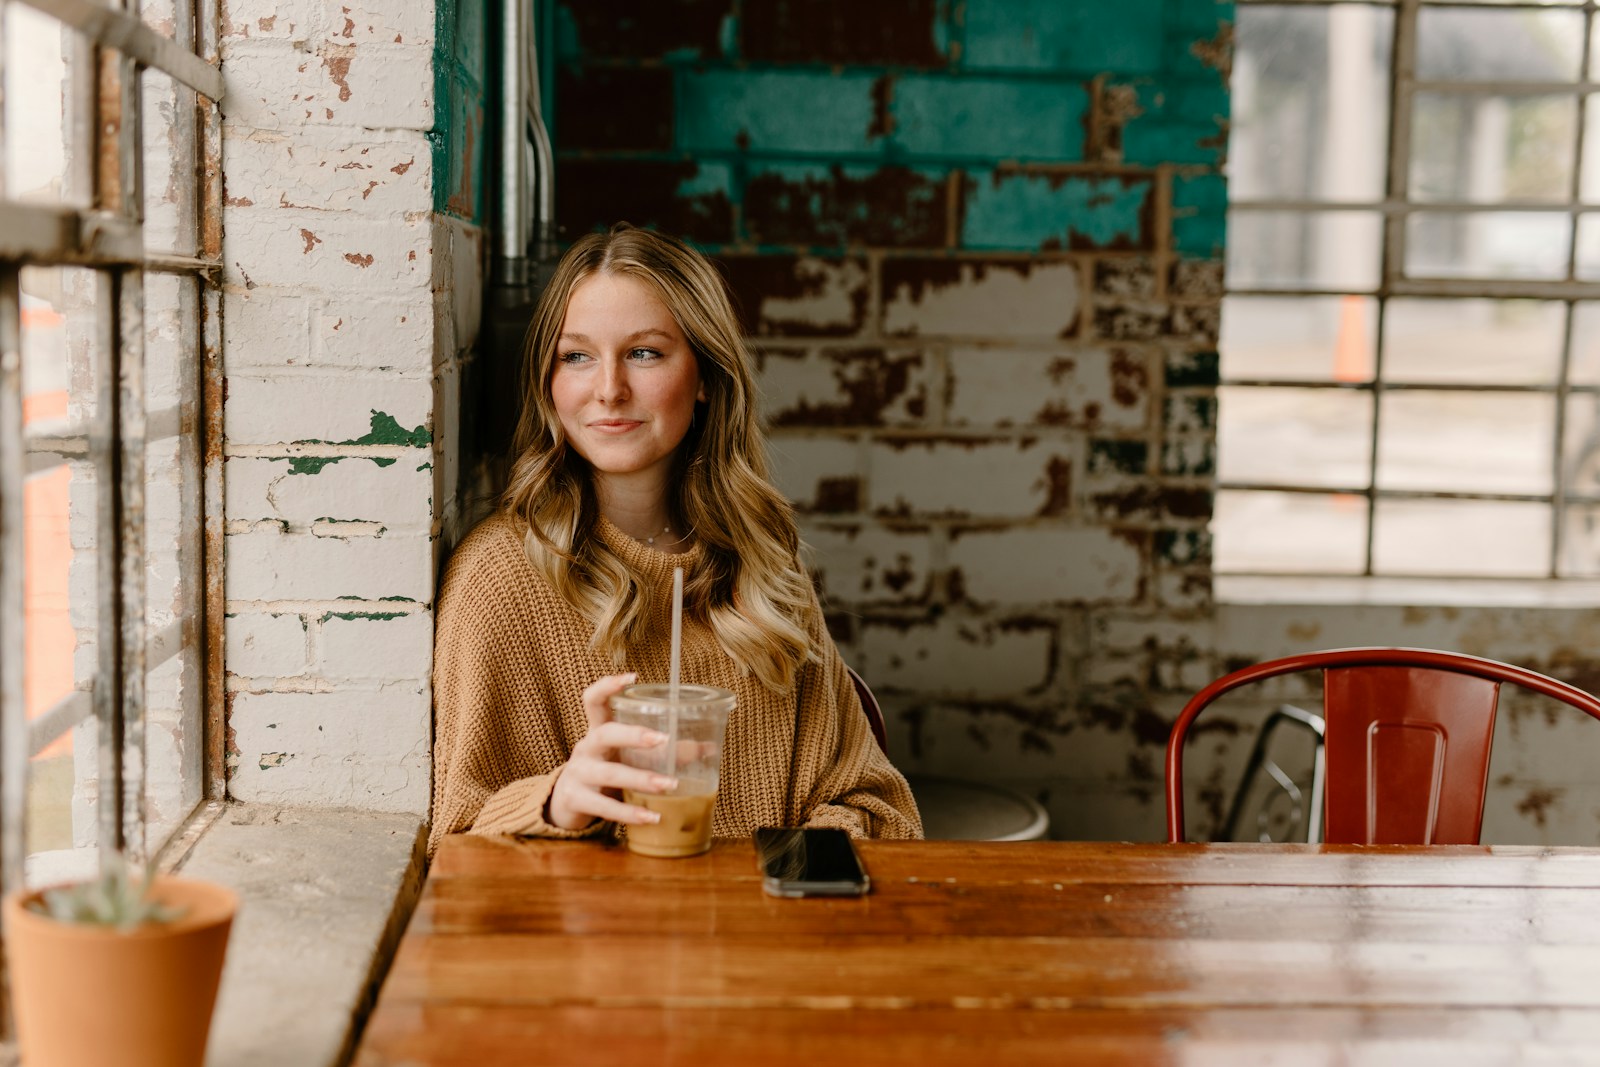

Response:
(1223, 0), (1600, 579)
(0, 0), (224, 947)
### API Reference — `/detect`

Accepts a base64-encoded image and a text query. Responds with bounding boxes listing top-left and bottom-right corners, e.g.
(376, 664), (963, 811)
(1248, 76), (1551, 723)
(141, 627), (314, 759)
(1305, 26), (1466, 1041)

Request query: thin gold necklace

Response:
(643, 524), (671, 547)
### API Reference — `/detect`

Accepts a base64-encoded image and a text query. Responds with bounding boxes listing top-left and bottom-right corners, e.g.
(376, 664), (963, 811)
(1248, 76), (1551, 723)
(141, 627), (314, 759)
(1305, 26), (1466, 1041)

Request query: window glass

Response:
(1415, 7), (1583, 83)
(20, 266), (100, 861)
(1219, 386), (1373, 489)
(1382, 299), (1564, 386)
(1221, 295), (1377, 382)
(1410, 93), (1576, 204)
(1373, 498), (1550, 576)
(1214, 490), (1369, 574)
(2, 5), (71, 207)
(1405, 211), (1571, 280)
(1231, 4), (1393, 203)
(1228, 210), (1383, 290)
(1376, 390), (1554, 494)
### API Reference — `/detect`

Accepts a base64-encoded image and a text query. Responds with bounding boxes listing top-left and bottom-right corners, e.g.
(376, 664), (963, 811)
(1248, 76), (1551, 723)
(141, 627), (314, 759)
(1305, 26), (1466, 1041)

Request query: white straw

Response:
(669, 566), (683, 701)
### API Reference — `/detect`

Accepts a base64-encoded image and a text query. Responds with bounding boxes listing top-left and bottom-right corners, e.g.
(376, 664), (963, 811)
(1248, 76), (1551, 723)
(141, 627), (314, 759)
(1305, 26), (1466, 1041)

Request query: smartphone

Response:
(752, 827), (870, 898)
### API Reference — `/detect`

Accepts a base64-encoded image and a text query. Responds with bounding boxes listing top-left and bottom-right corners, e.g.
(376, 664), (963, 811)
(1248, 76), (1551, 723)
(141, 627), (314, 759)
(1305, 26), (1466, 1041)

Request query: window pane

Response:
(1214, 490), (1368, 574)
(3, 5), (69, 206)
(1405, 211), (1572, 280)
(1561, 392), (1600, 495)
(1594, 13), (1600, 82)
(141, 66), (190, 258)
(1561, 503), (1600, 575)
(1377, 390), (1554, 494)
(1382, 298), (1564, 385)
(1222, 295), (1377, 382)
(142, 273), (204, 846)
(1575, 213), (1600, 280)
(1416, 8), (1584, 83)
(22, 266), (101, 865)
(1570, 302), (1600, 385)
(1373, 498), (1550, 576)
(1227, 210), (1382, 290)
(1219, 386), (1373, 489)
(1581, 94), (1600, 204)
(1231, 4), (1392, 203)
(1411, 93), (1576, 204)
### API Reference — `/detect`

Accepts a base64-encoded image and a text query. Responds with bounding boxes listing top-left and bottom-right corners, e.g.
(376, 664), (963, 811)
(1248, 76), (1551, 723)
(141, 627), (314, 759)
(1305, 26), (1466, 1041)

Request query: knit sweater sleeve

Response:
(427, 527), (608, 859)
(790, 592), (923, 840)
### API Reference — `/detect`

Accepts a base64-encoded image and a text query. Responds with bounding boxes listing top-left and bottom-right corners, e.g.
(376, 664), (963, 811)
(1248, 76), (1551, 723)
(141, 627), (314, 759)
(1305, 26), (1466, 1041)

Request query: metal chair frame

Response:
(1218, 703), (1327, 844)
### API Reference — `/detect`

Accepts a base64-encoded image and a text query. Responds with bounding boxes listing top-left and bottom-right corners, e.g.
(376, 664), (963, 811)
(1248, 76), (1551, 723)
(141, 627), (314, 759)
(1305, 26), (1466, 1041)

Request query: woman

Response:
(429, 224), (921, 856)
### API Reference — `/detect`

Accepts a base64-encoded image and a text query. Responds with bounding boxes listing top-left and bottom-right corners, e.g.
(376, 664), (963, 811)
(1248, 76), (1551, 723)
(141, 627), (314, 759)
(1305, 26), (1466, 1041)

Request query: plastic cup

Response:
(610, 683), (736, 858)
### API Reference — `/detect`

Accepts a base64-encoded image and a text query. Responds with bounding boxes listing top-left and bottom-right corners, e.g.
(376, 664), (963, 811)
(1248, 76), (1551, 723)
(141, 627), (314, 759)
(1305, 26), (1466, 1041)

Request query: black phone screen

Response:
(753, 827), (870, 897)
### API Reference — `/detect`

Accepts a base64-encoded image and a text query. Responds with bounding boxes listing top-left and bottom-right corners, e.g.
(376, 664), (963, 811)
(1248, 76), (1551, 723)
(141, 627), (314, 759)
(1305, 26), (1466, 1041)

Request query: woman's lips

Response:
(588, 419), (643, 434)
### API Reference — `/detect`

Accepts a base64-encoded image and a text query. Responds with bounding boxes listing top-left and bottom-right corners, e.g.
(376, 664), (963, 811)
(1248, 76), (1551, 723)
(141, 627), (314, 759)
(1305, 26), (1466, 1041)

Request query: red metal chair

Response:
(1165, 647), (1600, 845)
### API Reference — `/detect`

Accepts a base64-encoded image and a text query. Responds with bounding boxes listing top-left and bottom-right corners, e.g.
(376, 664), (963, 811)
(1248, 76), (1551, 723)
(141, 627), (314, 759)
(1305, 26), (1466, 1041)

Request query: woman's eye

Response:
(628, 348), (663, 361)
(558, 350), (590, 364)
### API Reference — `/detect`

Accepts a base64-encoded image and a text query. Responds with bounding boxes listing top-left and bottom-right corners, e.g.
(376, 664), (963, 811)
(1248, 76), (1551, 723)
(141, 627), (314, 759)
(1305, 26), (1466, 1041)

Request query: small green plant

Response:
(25, 854), (187, 931)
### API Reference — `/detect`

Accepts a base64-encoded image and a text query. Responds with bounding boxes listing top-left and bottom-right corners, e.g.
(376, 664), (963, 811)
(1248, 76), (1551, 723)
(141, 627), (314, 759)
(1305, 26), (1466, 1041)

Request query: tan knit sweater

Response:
(428, 510), (922, 857)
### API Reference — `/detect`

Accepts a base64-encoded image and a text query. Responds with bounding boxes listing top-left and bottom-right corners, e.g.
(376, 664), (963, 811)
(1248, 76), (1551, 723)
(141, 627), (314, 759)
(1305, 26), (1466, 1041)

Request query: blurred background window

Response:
(1220, 0), (1600, 581)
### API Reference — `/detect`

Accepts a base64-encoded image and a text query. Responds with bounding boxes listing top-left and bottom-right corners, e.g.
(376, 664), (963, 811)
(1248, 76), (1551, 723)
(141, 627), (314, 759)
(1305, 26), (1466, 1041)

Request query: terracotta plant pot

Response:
(3, 875), (237, 1067)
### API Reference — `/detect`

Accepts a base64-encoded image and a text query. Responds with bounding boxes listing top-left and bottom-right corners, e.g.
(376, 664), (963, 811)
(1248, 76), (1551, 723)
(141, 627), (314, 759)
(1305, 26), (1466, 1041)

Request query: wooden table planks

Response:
(355, 837), (1600, 1066)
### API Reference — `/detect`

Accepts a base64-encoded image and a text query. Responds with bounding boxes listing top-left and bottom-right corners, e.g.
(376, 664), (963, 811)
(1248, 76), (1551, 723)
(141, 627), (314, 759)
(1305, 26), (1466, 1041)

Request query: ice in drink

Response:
(621, 786), (716, 858)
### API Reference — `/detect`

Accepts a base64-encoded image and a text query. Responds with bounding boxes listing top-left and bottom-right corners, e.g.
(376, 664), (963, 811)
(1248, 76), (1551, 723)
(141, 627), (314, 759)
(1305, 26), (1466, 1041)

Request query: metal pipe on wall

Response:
(479, 0), (557, 489)
(494, 0), (554, 281)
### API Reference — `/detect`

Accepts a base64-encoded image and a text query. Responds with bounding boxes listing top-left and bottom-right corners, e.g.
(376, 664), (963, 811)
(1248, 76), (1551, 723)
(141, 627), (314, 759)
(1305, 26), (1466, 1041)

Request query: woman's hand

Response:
(546, 672), (679, 831)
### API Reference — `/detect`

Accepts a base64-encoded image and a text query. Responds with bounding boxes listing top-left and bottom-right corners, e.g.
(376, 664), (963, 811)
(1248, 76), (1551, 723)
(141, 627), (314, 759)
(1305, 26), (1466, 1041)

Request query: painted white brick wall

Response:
(220, 0), (480, 815)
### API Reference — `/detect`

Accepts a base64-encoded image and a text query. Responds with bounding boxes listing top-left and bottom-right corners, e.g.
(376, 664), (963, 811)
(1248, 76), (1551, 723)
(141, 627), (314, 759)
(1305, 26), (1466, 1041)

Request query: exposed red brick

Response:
(740, 0), (947, 66)
(1110, 349), (1149, 408)
(556, 158), (734, 244)
(767, 349), (929, 427)
(1089, 485), (1212, 522)
(558, 0), (731, 60)
(556, 67), (674, 151)
(1038, 455), (1072, 517)
(812, 476), (863, 513)
(714, 254), (870, 337)
(745, 165), (947, 248)
(869, 74), (896, 139)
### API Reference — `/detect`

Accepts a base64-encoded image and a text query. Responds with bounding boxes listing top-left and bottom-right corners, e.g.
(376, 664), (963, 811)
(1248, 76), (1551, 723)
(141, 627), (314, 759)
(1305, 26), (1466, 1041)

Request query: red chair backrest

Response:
(847, 666), (889, 755)
(1165, 648), (1600, 845)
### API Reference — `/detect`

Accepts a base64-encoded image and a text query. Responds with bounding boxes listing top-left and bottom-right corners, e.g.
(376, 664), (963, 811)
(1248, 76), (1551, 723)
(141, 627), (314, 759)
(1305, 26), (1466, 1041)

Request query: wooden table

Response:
(354, 836), (1600, 1065)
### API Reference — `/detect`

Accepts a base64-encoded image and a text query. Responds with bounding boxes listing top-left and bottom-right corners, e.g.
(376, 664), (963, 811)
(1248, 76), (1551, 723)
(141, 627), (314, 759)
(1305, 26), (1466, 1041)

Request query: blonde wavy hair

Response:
(502, 224), (815, 692)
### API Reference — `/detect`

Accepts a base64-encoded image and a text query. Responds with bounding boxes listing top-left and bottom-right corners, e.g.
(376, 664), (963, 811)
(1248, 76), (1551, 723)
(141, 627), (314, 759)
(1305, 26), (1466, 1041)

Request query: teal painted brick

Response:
(1121, 79), (1229, 166)
(676, 160), (735, 199)
(1164, 0), (1234, 80)
(963, 170), (1152, 251)
(894, 75), (1087, 161)
(677, 70), (885, 155)
(1166, 0), (1235, 39)
(1171, 173), (1228, 258)
(962, 0), (1166, 74)
(554, 1), (580, 60)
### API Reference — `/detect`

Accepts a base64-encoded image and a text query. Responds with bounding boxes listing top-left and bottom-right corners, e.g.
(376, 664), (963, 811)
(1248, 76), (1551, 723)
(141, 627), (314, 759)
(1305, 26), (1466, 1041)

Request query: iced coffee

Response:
(610, 683), (735, 858)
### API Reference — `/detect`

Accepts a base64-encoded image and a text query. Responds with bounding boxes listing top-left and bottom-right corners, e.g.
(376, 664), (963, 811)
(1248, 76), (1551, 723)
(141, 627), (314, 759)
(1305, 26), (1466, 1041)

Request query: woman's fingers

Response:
(581, 672), (637, 730)
(554, 759), (676, 827)
(551, 673), (682, 830)
(574, 720), (667, 761)
(576, 790), (666, 827)
(569, 758), (677, 798)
